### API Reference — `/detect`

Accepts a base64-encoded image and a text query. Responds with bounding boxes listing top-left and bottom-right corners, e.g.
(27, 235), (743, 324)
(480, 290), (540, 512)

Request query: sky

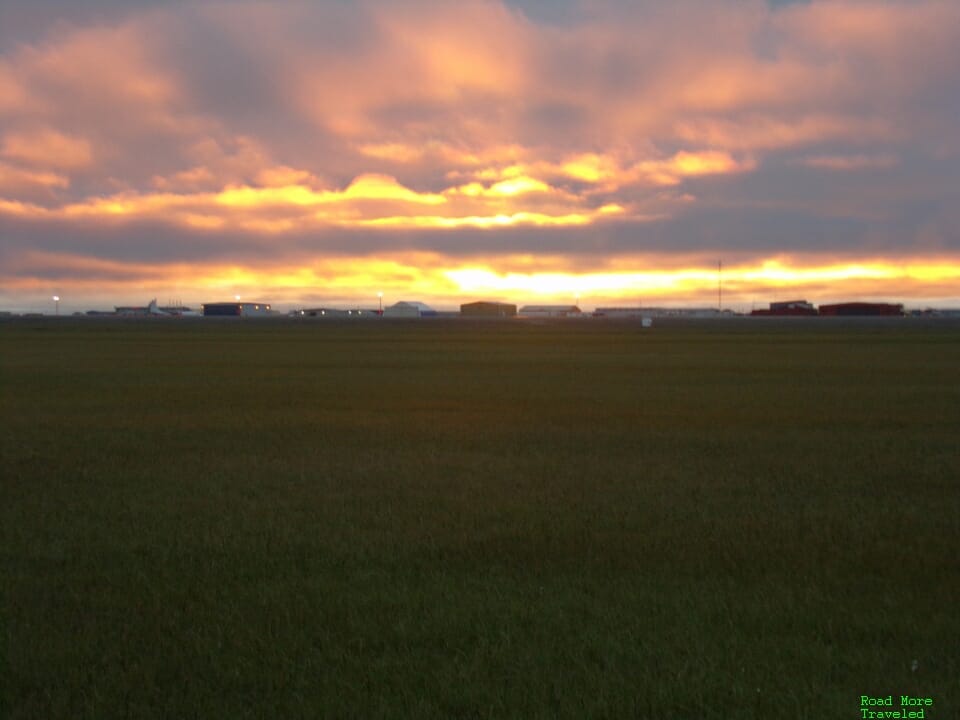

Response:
(1, 0), (959, 313)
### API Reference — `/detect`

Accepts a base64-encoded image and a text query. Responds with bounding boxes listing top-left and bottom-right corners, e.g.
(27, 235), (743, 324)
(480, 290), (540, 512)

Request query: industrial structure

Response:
(383, 301), (436, 318)
(460, 301), (517, 317)
(292, 307), (377, 318)
(518, 305), (582, 318)
(625, 307), (730, 318)
(750, 300), (818, 316)
(9, 290), (938, 320)
(818, 302), (904, 316)
(115, 299), (199, 317)
(201, 302), (274, 317)
(593, 307), (648, 318)
(748, 300), (905, 316)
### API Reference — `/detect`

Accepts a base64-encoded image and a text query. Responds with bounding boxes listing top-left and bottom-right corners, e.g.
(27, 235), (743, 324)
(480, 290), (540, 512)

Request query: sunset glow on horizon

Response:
(1, 0), (959, 312)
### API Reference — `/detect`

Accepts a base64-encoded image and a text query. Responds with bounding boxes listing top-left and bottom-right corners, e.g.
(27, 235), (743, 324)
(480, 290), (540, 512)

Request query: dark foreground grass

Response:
(1, 317), (958, 719)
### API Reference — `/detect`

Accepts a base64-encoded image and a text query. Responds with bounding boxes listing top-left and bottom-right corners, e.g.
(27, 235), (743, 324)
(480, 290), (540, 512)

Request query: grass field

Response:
(1, 317), (958, 719)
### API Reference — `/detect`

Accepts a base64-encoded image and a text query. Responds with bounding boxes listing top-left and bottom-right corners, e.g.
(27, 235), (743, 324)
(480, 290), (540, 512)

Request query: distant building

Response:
(159, 304), (198, 317)
(115, 299), (198, 317)
(911, 308), (960, 317)
(383, 301), (436, 318)
(115, 298), (159, 316)
(593, 308), (653, 326)
(293, 307), (376, 318)
(750, 300), (818, 316)
(593, 307), (646, 318)
(631, 307), (729, 318)
(115, 305), (146, 316)
(818, 302), (904, 317)
(518, 305), (582, 318)
(202, 302), (274, 317)
(460, 301), (517, 317)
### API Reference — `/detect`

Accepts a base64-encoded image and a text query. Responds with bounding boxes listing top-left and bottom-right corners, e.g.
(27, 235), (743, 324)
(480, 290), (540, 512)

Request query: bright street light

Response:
(52, 295), (60, 316)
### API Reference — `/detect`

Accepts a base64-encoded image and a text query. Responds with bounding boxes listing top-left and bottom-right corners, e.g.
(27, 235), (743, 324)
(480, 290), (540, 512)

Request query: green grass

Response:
(1, 318), (958, 718)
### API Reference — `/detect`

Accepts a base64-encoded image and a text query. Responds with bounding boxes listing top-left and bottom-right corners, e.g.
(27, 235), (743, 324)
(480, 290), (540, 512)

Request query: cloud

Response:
(0, 62), (29, 112)
(798, 154), (898, 171)
(2, 128), (93, 169)
(632, 151), (755, 187)
(673, 114), (896, 151)
(0, 161), (69, 192)
(0, 168), (636, 237)
(5, 245), (960, 312)
(0, 0), (958, 309)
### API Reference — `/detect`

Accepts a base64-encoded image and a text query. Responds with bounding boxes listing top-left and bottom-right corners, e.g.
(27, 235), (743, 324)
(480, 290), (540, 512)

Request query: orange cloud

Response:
(6, 251), (960, 313)
(370, 1), (532, 101)
(448, 176), (555, 199)
(0, 167), (641, 233)
(631, 150), (754, 186)
(151, 166), (218, 192)
(356, 143), (425, 164)
(445, 256), (960, 306)
(209, 174), (448, 211)
(1, 0), (959, 315)
(560, 154), (621, 183)
(285, 2), (532, 139)
(0, 62), (29, 112)
(355, 211), (596, 230)
(339, 174), (445, 204)
(673, 114), (896, 151)
(255, 166), (318, 188)
(21, 21), (179, 108)
(0, 161), (69, 191)
(2, 129), (93, 170)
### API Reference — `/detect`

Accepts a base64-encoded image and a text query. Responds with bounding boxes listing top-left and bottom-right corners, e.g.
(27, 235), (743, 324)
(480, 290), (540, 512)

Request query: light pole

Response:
(52, 295), (60, 316)
(377, 292), (383, 314)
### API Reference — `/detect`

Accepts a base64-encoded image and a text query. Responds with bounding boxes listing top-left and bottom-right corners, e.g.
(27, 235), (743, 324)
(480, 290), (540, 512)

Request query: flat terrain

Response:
(1, 317), (958, 719)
